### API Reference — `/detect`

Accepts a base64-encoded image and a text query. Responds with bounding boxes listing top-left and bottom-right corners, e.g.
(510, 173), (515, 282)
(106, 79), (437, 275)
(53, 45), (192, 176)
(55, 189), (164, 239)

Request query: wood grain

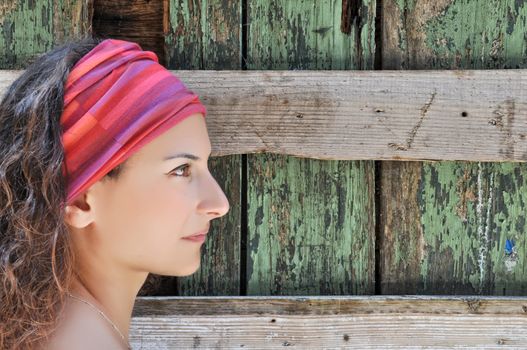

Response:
(2, 68), (526, 161)
(129, 296), (527, 348)
(245, 0), (377, 295)
(380, 0), (527, 295)
(92, 0), (166, 66)
(0, 0), (93, 69)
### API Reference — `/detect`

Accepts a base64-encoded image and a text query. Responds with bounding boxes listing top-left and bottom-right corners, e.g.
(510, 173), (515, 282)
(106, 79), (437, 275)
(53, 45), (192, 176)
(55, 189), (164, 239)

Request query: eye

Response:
(170, 164), (191, 178)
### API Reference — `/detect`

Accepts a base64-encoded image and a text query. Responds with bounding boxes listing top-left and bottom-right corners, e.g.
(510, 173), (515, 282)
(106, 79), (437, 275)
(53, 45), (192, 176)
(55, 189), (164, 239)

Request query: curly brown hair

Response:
(0, 36), (126, 349)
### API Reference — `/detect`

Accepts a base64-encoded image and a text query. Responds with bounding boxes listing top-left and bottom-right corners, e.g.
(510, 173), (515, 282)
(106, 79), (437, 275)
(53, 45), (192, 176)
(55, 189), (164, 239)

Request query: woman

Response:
(0, 36), (230, 349)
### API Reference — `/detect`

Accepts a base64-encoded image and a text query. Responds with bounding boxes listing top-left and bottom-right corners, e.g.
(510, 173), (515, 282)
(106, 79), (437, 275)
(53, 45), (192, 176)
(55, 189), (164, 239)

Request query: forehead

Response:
(130, 113), (210, 161)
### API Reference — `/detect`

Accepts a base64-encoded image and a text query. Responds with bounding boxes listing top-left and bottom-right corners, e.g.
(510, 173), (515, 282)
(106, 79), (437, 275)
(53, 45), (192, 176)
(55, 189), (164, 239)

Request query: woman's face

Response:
(68, 113), (230, 277)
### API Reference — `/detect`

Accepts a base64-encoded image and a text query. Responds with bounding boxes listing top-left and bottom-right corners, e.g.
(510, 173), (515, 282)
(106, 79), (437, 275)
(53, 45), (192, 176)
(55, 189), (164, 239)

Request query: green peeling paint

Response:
(419, 162), (527, 294)
(425, 0), (527, 68)
(0, 1), (53, 69)
(386, 0), (527, 295)
(247, 155), (375, 295)
(246, 0), (377, 295)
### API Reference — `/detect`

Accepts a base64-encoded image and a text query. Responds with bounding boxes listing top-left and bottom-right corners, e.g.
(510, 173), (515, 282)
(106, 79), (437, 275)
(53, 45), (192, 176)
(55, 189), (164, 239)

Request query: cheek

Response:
(117, 178), (192, 241)
(100, 178), (201, 274)
(151, 181), (192, 233)
(119, 180), (197, 272)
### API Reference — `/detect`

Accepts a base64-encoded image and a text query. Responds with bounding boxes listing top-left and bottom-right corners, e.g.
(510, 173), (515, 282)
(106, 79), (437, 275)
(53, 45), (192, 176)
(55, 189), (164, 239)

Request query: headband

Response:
(60, 38), (207, 207)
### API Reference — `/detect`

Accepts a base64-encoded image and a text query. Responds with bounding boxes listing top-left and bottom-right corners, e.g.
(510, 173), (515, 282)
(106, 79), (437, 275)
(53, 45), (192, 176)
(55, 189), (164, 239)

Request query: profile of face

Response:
(64, 113), (230, 277)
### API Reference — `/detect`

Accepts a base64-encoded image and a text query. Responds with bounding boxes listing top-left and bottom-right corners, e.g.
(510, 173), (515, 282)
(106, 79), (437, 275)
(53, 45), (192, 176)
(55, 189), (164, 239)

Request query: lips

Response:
(181, 228), (208, 244)
(182, 234), (207, 243)
(182, 225), (210, 238)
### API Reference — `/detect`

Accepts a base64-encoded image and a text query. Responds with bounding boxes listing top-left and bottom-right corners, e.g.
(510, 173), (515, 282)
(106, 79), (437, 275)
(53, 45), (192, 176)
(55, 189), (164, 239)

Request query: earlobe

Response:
(64, 192), (94, 229)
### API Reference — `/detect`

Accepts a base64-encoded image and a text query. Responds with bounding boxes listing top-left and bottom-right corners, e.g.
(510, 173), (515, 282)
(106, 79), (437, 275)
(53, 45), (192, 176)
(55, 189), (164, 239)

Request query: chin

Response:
(174, 266), (200, 277)
(154, 259), (201, 277)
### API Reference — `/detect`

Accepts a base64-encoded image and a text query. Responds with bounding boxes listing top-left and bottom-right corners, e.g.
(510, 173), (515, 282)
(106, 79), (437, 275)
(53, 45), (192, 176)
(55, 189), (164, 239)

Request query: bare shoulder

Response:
(43, 298), (127, 350)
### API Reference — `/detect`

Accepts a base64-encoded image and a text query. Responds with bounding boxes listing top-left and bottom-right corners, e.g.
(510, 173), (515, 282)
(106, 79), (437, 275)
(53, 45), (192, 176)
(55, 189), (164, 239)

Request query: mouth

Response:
(181, 225), (210, 242)
(181, 234), (207, 243)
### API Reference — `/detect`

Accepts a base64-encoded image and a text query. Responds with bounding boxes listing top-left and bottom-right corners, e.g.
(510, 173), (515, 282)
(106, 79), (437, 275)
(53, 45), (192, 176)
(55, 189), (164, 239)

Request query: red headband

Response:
(60, 39), (207, 207)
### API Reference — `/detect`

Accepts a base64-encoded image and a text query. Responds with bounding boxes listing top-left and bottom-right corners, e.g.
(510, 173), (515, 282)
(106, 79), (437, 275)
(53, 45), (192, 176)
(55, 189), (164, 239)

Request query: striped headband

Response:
(60, 38), (207, 207)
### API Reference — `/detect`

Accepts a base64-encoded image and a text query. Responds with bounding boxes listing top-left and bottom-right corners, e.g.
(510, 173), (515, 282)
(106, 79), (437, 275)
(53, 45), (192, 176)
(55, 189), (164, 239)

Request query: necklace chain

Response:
(66, 291), (132, 350)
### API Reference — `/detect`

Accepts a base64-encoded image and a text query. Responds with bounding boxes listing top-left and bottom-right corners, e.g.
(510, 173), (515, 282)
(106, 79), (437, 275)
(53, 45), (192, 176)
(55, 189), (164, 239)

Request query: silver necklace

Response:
(66, 291), (132, 350)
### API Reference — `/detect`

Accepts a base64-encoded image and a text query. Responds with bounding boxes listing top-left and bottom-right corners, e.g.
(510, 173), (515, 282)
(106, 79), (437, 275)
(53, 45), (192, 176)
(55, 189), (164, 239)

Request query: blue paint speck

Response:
(505, 239), (515, 255)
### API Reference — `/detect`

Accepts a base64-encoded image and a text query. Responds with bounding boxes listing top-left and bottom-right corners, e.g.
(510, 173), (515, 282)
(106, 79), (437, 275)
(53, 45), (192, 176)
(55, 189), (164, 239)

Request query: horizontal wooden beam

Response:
(2, 69), (526, 161)
(130, 296), (527, 348)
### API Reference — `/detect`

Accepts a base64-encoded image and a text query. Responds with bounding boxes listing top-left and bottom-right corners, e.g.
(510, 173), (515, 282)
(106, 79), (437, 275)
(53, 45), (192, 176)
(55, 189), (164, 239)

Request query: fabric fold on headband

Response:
(60, 38), (207, 206)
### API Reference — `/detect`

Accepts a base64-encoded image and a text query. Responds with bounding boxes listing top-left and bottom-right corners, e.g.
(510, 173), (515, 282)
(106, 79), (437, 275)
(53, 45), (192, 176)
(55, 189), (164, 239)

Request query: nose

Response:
(197, 170), (230, 219)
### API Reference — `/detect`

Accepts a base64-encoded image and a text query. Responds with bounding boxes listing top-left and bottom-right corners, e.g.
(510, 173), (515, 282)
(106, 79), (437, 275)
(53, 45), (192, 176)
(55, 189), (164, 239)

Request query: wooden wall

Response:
(1, 0), (525, 297)
(380, 0), (526, 295)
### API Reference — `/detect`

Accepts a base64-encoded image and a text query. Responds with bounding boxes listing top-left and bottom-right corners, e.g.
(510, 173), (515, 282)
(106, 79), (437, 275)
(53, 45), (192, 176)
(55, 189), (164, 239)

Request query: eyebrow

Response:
(163, 151), (211, 161)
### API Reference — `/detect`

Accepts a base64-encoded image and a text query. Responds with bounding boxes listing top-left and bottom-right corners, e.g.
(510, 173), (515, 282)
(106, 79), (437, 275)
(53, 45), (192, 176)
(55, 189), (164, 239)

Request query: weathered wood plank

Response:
(166, 0), (241, 70)
(129, 296), (527, 348)
(131, 295), (527, 315)
(381, 0), (527, 295)
(247, 155), (375, 294)
(245, 0), (377, 295)
(2, 68), (527, 161)
(0, 0), (93, 69)
(92, 0), (166, 66)
(165, 0), (243, 296)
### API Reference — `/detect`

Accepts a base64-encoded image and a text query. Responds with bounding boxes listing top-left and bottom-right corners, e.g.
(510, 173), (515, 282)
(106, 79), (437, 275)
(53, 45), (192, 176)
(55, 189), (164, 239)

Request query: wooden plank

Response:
(1, 68), (527, 161)
(245, 0), (377, 295)
(0, 0), (93, 69)
(129, 296), (527, 348)
(165, 0), (241, 71)
(92, 0), (166, 66)
(165, 0), (243, 296)
(247, 155), (375, 294)
(380, 0), (527, 295)
(132, 295), (527, 315)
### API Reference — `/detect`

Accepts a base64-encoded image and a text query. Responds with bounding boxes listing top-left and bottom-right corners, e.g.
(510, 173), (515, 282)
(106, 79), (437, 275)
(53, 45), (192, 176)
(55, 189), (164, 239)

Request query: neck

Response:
(69, 265), (148, 340)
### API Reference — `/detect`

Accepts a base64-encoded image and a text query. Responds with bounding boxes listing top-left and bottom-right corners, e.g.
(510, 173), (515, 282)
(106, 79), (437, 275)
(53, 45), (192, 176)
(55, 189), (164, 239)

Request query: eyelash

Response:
(170, 164), (191, 178)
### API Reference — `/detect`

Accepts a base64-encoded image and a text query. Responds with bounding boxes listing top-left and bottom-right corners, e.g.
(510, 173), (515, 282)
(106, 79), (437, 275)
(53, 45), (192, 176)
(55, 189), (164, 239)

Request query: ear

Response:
(64, 189), (95, 229)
